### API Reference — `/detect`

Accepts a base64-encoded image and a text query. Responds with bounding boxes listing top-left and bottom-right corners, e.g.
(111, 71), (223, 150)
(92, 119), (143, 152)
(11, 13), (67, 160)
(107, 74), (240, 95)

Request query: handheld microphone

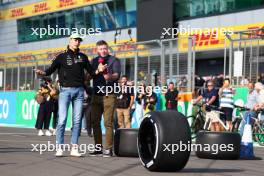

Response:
(98, 58), (108, 74)
(98, 57), (104, 64)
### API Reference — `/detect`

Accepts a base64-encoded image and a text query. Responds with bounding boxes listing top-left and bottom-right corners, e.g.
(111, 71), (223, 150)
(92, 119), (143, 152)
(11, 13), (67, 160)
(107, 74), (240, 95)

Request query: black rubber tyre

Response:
(138, 111), (191, 172)
(195, 131), (241, 159)
(114, 128), (139, 157)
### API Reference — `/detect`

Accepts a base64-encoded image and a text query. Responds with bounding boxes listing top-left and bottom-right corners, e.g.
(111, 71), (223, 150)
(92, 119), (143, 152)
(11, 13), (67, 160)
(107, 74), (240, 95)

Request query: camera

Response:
(39, 76), (52, 88)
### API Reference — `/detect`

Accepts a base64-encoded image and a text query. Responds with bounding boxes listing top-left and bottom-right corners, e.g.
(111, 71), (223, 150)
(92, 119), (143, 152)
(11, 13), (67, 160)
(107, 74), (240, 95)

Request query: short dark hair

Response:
(169, 82), (174, 85)
(96, 40), (108, 46)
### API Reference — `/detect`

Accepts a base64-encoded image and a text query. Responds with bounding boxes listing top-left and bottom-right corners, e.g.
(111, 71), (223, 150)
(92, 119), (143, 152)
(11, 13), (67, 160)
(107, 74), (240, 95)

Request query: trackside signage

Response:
(0, 89), (248, 128)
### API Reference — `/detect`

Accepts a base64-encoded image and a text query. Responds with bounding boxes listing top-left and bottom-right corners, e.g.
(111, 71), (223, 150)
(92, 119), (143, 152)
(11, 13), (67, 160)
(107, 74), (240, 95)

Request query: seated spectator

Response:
(193, 80), (220, 131)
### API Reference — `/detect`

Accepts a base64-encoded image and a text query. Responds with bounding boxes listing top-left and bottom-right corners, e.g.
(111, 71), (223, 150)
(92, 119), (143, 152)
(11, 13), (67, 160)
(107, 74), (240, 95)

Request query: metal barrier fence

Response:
(0, 37), (196, 92)
(224, 28), (264, 85)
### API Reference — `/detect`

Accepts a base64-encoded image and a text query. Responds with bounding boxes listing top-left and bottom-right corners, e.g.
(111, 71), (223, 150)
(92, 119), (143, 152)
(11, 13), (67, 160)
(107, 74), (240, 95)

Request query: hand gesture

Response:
(35, 69), (46, 76)
(98, 63), (107, 73)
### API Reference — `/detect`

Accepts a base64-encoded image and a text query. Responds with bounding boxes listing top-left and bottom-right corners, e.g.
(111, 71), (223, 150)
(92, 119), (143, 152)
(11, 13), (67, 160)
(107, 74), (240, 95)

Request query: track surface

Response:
(0, 127), (263, 176)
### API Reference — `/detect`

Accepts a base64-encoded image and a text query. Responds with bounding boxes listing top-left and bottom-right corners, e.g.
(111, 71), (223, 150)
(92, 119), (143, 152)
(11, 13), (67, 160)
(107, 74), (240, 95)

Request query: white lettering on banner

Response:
(22, 99), (38, 120)
(0, 99), (9, 119)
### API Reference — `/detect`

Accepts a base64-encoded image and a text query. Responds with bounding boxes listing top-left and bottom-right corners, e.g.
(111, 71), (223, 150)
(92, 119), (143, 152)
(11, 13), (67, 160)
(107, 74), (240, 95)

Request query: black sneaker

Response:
(89, 150), (103, 157)
(103, 149), (113, 158)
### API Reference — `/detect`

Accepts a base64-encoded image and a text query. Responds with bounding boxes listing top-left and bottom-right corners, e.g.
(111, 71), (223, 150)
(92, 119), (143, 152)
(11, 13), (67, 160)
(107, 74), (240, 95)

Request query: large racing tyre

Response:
(137, 111), (191, 172)
(114, 128), (139, 157)
(195, 131), (241, 159)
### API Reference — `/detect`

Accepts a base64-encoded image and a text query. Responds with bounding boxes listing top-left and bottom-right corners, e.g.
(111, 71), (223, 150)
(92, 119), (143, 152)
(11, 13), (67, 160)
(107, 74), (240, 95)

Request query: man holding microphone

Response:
(35, 33), (96, 157)
(90, 40), (121, 157)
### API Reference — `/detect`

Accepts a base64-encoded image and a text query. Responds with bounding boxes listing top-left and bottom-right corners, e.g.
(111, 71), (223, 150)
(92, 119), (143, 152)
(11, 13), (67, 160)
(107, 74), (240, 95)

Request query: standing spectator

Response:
(219, 78), (235, 131)
(116, 75), (135, 128)
(35, 82), (53, 136)
(258, 73), (264, 84)
(165, 82), (179, 111)
(90, 40), (121, 157)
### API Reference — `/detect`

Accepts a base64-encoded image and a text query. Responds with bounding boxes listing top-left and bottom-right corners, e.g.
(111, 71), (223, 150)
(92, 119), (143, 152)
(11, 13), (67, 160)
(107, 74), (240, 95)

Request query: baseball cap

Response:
(69, 33), (83, 41)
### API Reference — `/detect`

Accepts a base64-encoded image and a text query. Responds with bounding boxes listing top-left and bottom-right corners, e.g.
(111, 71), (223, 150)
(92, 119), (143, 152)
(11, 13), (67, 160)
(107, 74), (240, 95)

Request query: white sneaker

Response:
(38, 130), (44, 136)
(70, 145), (82, 157)
(45, 130), (52, 136)
(55, 148), (64, 157)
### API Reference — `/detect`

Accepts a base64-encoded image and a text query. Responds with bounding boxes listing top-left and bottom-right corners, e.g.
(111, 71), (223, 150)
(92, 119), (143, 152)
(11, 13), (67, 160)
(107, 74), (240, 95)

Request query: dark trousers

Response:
(78, 104), (93, 136)
(52, 99), (59, 129)
(35, 100), (53, 129)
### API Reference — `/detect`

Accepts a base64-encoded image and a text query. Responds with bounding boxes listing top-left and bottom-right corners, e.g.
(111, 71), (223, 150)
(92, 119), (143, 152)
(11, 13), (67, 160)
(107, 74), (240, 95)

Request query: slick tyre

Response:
(114, 128), (138, 157)
(195, 131), (241, 159)
(137, 111), (191, 172)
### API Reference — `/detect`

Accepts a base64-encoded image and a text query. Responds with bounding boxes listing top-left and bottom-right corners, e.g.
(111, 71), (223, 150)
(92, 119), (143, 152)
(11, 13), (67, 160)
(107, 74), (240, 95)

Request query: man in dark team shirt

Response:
(90, 40), (121, 157)
(165, 82), (179, 111)
(35, 33), (94, 157)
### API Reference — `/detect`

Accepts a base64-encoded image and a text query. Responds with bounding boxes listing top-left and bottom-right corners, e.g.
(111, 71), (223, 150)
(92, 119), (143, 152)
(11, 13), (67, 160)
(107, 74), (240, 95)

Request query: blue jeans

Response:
(239, 111), (256, 136)
(82, 115), (87, 129)
(56, 87), (84, 145)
